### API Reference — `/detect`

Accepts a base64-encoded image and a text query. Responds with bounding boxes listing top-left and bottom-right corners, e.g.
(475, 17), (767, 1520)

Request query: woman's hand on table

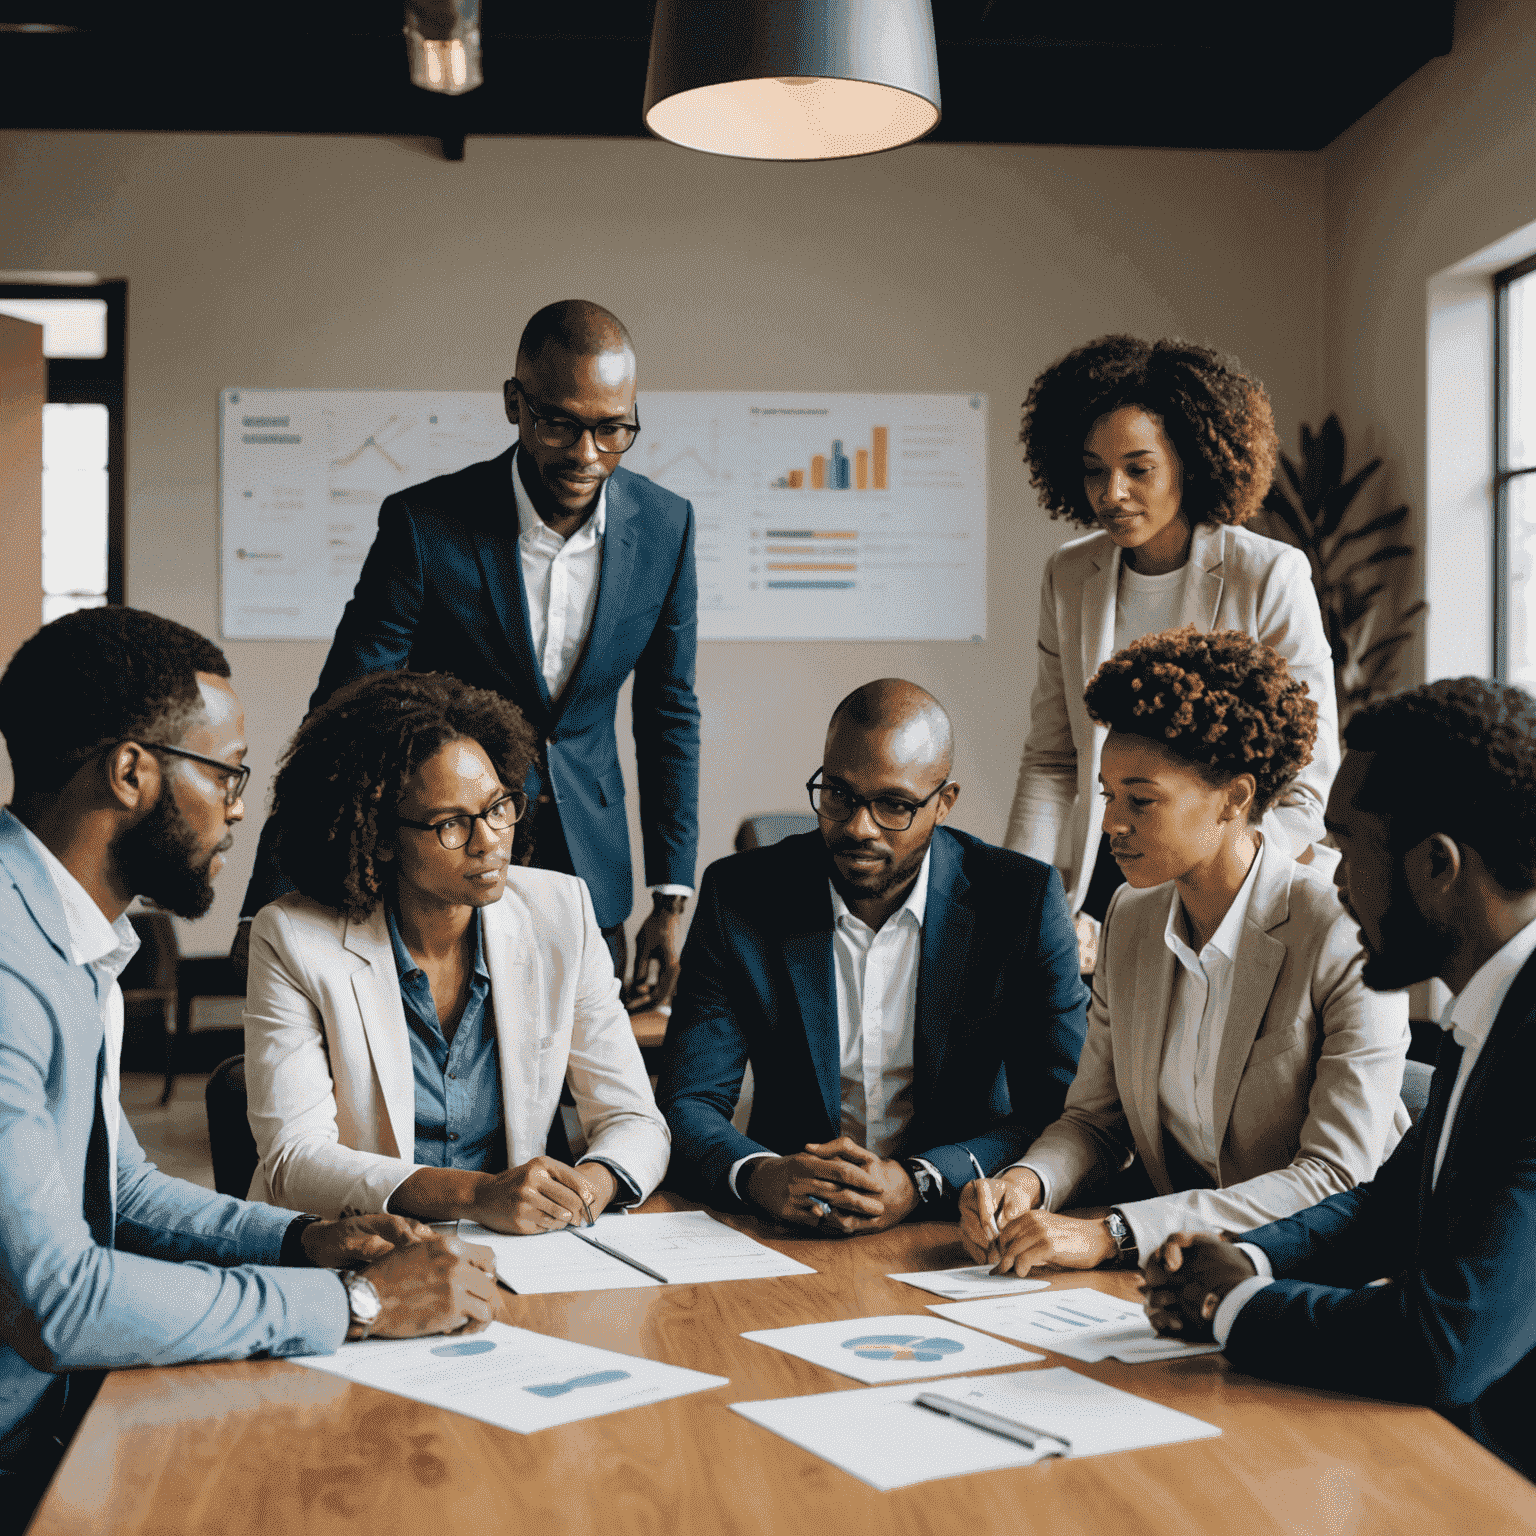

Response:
(467, 1156), (616, 1234)
(984, 1209), (1120, 1277)
(958, 1167), (1041, 1264)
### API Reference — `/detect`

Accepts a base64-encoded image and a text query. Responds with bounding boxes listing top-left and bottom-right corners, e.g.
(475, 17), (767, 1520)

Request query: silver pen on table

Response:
(913, 1392), (1072, 1455)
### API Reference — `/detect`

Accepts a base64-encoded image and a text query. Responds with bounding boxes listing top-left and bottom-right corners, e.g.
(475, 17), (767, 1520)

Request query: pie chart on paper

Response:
(842, 1334), (965, 1363)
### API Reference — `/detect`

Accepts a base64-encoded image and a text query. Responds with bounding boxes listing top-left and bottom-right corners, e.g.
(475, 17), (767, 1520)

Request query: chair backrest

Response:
(122, 910), (179, 995)
(1400, 1057), (1435, 1126)
(205, 1054), (259, 1198)
(734, 813), (819, 853)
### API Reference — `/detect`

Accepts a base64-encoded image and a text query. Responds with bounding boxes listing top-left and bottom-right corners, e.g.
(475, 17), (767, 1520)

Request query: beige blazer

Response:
(242, 870), (670, 1217)
(1019, 848), (1410, 1257)
(1004, 522), (1341, 913)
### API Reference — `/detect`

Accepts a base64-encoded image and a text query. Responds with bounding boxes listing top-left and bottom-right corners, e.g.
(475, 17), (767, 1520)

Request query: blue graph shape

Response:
(842, 1334), (965, 1363)
(524, 1369), (632, 1398)
(430, 1340), (497, 1357)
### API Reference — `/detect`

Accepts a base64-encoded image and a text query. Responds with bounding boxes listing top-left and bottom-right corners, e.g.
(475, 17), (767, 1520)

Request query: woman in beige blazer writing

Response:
(1005, 336), (1339, 967)
(243, 671), (669, 1229)
(962, 627), (1407, 1272)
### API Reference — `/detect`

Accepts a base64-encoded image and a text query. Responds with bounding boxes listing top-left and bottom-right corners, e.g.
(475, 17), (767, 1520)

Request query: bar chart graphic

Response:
(772, 426), (888, 491)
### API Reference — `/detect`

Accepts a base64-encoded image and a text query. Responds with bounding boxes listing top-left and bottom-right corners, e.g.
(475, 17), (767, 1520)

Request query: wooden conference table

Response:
(30, 1193), (1536, 1536)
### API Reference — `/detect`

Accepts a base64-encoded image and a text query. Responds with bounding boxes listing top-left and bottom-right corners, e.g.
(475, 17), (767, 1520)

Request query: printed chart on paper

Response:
(218, 388), (986, 642)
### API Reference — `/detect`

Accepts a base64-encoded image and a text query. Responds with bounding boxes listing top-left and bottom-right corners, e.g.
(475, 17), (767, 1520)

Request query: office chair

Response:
(205, 1055), (259, 1198)
(121, 911), (180, 1104)
(734, 813), (818, 852)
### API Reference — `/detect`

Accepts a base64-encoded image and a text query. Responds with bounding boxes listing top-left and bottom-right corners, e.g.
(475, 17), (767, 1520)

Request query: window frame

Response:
(0, 279), (126, 608)
(1494, 254), (1536, 681)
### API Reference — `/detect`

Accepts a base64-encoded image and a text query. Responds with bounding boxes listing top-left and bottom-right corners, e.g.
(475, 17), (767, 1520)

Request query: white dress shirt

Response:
(20, 823), (140, 1208)
(1214, 914), (1536, 1345)
(728, 850), (936, 1198)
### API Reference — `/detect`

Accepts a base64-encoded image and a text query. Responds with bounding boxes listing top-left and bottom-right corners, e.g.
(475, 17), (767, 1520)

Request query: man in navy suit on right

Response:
(1143, 678), (1536, 1481)
(657, 679), (1088, 1232)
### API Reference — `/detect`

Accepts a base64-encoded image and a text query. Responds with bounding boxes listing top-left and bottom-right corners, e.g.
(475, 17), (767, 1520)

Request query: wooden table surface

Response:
(29, 1194), (1536, 1536)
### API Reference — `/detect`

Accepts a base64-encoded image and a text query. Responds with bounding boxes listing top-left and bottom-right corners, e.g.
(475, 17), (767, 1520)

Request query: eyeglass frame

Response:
(395, 791), (528, 850)
(142, 743), (251, 807)
(507, 378), (642, 455)
(806, 770), (952, 833)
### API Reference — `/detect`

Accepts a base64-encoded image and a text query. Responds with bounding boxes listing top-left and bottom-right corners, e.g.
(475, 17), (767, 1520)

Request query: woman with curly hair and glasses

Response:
(1004, 335), (1339, 970)
(962, 627), (1406, 1276)
(242, 670), (669, 1233)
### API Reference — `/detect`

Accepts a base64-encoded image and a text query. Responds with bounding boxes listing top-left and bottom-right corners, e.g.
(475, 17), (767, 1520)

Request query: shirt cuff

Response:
(1213, 1273), (1274, 1347)
(580, 1157), (642, 1208)
(1234, 1241), (1273, 1278)
(909, 1157), (945, 1200)
(1004, 1160), (1053, 1210)
(728, 1152), (776, 1200)
(651, 885), (694, 898)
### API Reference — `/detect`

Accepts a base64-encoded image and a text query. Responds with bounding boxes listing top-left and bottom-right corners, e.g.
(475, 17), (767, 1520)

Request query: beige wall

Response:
(0, 131), (1326, 954)
(0, 314), (44, 692)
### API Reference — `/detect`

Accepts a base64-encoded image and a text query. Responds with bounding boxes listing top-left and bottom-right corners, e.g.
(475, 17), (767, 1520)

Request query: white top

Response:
(1158, 840), (1267, 1178)
(20, 822), (140, 1209)
(1114, 561), (1187, 656)
(1215, 914), (1536, 1345)
(510, 446), (607, 704)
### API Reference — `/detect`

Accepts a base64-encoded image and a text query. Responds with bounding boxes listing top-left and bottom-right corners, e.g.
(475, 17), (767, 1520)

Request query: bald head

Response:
(516, 300), (635, 375)
(827, 678), (953, 777)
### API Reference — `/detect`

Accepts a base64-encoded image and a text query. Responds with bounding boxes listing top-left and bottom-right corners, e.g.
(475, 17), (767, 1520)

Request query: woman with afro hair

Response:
(961, 627), (1406, 1275)
(242, 670), (670, 1230)
(1004, 335), (1339, 970)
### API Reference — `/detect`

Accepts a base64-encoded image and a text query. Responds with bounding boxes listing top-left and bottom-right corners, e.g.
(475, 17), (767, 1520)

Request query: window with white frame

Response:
(1497, 256), (1536, 683)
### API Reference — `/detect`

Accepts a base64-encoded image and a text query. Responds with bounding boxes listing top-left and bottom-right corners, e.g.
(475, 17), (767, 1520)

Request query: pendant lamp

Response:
(643, 0), (941, 161)
(404, 0), (482, 95)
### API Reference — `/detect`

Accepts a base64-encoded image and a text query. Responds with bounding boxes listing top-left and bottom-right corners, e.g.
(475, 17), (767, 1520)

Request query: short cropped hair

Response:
(517, 299), (633, 365)
(1345, 677), (1536, 891)
(0, 606), (230, 800)
(1084, 626), (1318, 818)
(269, 671), (540, 921)
(1020, 335), (1278, 530)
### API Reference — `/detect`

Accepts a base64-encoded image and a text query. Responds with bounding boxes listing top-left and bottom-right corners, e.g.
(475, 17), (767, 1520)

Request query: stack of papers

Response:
(742, 1314), (1043, 1384)
(460, 1209), (816, 1295)
(731, 1366), (1221, 1490)
(926, 1288), (1222, 1364)
(887, 1265), (1052, 1300)
(296, 1322), (727, 1432)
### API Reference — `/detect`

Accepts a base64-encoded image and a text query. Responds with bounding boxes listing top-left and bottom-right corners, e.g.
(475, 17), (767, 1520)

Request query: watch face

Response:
(344, 1273), (383, 1324)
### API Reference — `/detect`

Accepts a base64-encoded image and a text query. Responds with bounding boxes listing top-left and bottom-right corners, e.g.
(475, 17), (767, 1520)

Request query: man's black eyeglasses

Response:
(396, 792), (527, 851)
(807, 772), (950, 832)
(144, 744), (251, 807)
(509, 379), (641, 454)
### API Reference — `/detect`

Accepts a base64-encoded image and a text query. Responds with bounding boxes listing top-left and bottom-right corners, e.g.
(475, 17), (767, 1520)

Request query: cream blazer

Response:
(1019, 848), (1410, 1257)
(1004, 522), (1341, 913)
(242, 870), (670, 1217)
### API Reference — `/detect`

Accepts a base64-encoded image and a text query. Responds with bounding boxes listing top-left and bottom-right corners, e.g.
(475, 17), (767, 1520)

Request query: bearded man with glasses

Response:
(235, 299), (700, 1016)
(656, 679), (1088, 1232)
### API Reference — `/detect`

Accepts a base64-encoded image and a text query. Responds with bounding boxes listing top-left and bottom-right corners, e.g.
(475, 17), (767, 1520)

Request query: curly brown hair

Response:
(1020, 335), (1278, 530)
(270, 670), (540, 920)
(1084, 626), (1318, 817)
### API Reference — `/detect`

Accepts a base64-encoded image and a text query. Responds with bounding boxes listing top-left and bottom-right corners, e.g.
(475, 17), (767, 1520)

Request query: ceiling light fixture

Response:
(404, 0), (482, 96)
(643, 0), (941, 161)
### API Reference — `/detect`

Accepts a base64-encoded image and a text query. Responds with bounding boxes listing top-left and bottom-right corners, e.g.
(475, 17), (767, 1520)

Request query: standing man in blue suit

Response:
(0, 608), (498, 1520)
(1143, 679), (1536, 1481)
(236, 299), (700, 1007)
(656, 679), (1088, 1231)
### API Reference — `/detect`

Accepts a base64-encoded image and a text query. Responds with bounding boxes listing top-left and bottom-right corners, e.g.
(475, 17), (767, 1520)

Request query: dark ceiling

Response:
(0, 1), (1457, 156)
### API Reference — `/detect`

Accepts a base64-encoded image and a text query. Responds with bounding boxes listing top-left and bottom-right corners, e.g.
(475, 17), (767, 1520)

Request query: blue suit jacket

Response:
(242, 449), (701, 930)
(1226, 950), (1536, 1480)
(655, 827), (1089, 1210)
(0, 812), (346, 1467)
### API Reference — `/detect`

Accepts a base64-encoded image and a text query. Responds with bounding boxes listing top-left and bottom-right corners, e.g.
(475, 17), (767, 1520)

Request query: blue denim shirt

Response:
(387, 909), (507, 1173)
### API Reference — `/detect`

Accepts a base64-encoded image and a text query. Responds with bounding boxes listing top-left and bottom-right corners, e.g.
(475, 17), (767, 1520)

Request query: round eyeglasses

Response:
(509, 379), (641, 454)
(806, 772), (950, 833)
(396, 791), (527, 850)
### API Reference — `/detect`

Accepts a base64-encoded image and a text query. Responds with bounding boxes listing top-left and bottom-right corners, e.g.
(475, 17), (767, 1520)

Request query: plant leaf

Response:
(1318, 415), (1346, 500)
(1333, 504), (1409, 549)
(1318, 458), (1384, 540)
(1281, 452), (1307, 505)
(1262, 487), (1310, 547)
(1335, 546), (1414, 587)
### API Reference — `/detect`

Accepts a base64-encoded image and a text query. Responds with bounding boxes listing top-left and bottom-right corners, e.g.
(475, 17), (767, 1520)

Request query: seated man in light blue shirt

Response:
(0, 607), (497, 1519)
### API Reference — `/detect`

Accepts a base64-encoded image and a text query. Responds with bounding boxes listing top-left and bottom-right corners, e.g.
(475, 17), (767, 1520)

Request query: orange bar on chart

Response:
(872, 426), (888, 490)
(787, 468), (804, 489)
(810, 454), (827, 490)
(855, 448), (869, 489)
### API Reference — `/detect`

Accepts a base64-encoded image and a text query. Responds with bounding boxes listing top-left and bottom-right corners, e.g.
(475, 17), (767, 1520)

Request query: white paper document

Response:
(888, 1265), (1053, 1300)
(927, 1288), (1223, 1364)
(461, 1210), (815, 1295)
(295, 1322), (727, 1433)
(742, 1313), (1043, 1385)
(730, 1366), (1221, 1491)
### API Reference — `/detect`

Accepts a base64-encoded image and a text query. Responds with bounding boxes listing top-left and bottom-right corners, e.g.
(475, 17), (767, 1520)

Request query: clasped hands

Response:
(746, 1137), (919, 1234)
(957, 1167), (1120, 1275)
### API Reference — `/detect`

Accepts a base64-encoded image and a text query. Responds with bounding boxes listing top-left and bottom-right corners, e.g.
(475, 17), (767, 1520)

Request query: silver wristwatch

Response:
(340, 1270), (383, 1337)
(1105, 1209), (1138, 1268)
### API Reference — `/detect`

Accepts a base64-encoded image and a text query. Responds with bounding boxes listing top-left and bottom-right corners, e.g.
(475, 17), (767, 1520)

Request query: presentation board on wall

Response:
(219, 388), (987, 642)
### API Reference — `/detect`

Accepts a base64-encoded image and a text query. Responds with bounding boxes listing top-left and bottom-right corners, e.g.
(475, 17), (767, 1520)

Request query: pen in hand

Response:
(965, 1150), (1004, 1257)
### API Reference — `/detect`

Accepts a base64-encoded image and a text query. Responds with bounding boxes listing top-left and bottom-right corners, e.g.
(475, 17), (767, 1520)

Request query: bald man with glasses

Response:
(656, 680), (1089, 1231)
(236, 300), (700, 1011)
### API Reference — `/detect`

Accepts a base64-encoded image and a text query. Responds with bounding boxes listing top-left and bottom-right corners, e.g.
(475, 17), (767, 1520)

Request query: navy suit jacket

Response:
(241, 449), (700, 930)
(1227, 950), (1536, 1480)
(655, 827), (1089, 1211)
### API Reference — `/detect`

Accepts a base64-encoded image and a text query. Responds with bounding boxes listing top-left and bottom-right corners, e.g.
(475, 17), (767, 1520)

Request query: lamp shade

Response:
(643, 0), (941, 161)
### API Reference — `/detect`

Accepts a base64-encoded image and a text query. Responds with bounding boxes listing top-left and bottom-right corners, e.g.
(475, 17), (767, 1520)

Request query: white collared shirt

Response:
(19, 821), (140, 1208)
(511, 446), (607, 704)
(1214, 914), (1536, 1346)
(1158, 839), (1266, 1179)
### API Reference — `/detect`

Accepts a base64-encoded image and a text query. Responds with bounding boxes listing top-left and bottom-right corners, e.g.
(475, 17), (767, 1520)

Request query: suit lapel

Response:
(1179, 522), (1226, 630)
(915, 831), (972, 1095)
(481, 895), (544, 1167)
(343, 909), (416, 1161)
(472, 449), (552, 718)
(1124, 888), (1179, 1193)
(1080, 541), (1118, 688)
(0, 810), (74, 966)
(781, 851), (840, 1136)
